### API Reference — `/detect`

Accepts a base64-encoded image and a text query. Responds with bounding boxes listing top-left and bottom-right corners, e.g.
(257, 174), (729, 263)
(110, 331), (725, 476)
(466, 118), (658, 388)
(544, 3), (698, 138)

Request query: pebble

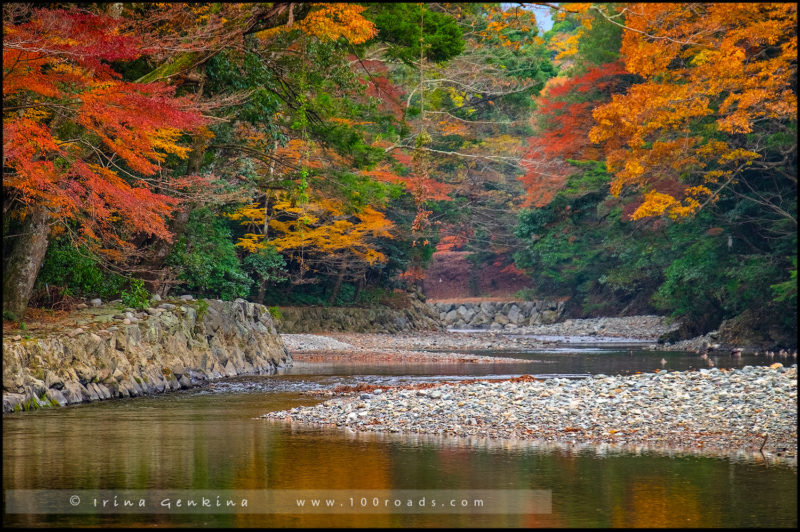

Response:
(283, 316), (676, 354)
(263, 365), (798, 459)
(281, 334), (355, 351)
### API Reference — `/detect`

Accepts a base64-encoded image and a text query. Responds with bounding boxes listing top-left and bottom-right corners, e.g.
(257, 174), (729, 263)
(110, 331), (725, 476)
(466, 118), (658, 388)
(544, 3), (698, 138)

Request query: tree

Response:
(3, 5), (205, 318)
(587, 3), (797, 222)
(519, 61), (631, 207)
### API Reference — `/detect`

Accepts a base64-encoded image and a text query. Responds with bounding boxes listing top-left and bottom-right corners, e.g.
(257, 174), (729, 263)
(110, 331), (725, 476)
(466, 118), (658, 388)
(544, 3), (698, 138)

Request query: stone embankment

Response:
(3, 298), (289, 413)
(264, 364), (798, 460)
(275, 293), (442, 333)
(429, 299), (567, 330)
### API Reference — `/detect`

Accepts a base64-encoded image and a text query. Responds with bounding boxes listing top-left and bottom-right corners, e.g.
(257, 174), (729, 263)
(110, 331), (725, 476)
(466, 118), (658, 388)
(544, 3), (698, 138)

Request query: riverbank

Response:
(2, 298), (289, 412)
(282, 332), (533, 364)
(263, 364), (798, 462)
(281, 315), (681, 361)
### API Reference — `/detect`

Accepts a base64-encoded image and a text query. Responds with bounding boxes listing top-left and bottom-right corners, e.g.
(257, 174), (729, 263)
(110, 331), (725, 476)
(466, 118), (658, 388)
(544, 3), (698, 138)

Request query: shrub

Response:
(121, 279), (150, 310)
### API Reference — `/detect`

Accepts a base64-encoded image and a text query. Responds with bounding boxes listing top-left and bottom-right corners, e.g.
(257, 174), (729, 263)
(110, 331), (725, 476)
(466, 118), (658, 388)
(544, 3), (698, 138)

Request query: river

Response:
(3, 343), (797, 527)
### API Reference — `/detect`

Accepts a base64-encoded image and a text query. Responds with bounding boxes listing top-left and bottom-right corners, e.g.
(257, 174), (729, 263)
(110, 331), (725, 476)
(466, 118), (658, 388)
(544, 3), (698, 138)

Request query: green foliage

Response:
(242, 246), (288, 283)
(194, 298), (210, 321)
(575, 7), (624, 70)
(514, 155), (797, 337)
(166, 208), (252, 301)
(268, 306), (282, 320)
(367, 3), (464, 65)
(514, 288), (537, 301)
(35, 239), (126, 300)
(771, 257), (797, 303)
(205, 51), (281, 127)
(121, 279), (150, 310)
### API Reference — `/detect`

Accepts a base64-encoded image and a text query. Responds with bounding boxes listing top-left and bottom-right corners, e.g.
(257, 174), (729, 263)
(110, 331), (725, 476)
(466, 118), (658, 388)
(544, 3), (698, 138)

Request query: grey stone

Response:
(508, 305), (523, 324)
(539, 310), (559, 324)
(3, 393), (25, 413)
(89, 298), (103, 307)
(493, 314), (509, 325)
(45, 370), (64, 390)
(46, 388), (67, 406)
(480, 301), (496, 314)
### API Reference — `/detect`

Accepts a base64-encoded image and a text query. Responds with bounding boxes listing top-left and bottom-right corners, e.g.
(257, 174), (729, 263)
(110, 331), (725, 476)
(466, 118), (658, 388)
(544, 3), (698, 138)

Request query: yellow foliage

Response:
(590, 3), (797, 219)
(230, 191), (393, 267)
(630, 191), (679, 220)
(257, 3), (376, 44)
(150, 128), (190, 159)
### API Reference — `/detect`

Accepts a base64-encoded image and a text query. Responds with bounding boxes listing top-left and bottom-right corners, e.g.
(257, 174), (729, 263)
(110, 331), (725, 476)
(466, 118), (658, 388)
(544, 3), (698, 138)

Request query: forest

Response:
(3, 2), (797, 344)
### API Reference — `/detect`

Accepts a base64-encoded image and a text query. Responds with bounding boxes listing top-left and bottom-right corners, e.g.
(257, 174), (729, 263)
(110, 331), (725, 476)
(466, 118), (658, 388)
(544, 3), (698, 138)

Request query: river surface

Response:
(3, 343), (797, 527)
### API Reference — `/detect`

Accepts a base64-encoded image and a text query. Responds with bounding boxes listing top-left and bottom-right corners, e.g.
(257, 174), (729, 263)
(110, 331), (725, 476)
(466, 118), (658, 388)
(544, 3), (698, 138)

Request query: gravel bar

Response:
(263, 364), (797, 461)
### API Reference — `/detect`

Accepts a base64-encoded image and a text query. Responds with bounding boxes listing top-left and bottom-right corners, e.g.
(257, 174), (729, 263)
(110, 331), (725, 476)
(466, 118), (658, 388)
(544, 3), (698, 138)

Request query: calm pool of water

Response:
(3, 347), (797, 527)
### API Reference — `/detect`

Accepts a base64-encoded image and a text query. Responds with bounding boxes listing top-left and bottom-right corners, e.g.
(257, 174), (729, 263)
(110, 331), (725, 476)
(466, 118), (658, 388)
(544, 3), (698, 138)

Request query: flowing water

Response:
(3, 344), (797, 527)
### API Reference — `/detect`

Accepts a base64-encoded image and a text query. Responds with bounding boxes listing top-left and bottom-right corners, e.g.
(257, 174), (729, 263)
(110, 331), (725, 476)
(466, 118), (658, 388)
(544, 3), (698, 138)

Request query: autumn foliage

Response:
(520, 61), (629, 207)
(588, 3), (797, 219)
(3, 6), (205, 253)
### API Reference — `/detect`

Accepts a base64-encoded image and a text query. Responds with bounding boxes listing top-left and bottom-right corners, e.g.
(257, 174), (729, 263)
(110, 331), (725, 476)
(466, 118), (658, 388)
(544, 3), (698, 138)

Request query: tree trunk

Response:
(3, 206), (50, 319)
(328, 268), (346, 306)
(353, 277), (365, 303)
(256, 278), (267, 304)
(141, 129), (206, 295)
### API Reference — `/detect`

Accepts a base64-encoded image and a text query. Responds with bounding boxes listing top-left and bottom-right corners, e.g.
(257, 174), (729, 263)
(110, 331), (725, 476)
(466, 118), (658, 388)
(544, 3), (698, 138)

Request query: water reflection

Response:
(3, 347), (797, 527)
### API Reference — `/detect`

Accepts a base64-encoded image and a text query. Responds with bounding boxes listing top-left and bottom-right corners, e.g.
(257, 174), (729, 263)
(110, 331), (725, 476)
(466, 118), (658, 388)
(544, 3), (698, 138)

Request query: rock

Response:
(151, 294), (162, 302)
(480, 301), (496, 314)
(493, 313), (509, 326)
(3, 393), (26, 413)
(460, 306), (477, 322)
(89, 298), (103, 307)
(507, 305), (522, 323)
(179, 295), (194, 301)
(3, 299), (290, 412)
(44, 371), (64, 390)
(539, 310), (559, 324)
(46, 389), (67, 406)
(76, 303), (89, 310)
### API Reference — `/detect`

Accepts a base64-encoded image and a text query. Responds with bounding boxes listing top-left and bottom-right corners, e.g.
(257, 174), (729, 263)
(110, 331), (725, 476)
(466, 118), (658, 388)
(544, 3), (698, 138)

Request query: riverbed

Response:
(3, 334), (797, 527)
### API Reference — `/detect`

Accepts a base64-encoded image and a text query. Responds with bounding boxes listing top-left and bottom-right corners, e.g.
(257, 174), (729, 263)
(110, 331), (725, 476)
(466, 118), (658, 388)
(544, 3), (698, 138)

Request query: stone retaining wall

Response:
(429, 299), (567, 330)
(275, 294), (443, 334)
(2, 299), (289, 413)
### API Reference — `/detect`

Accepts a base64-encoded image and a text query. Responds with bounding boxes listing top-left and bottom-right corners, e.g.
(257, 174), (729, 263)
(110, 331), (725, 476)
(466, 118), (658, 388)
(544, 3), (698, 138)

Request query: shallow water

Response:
(3, 346), (797, 527)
